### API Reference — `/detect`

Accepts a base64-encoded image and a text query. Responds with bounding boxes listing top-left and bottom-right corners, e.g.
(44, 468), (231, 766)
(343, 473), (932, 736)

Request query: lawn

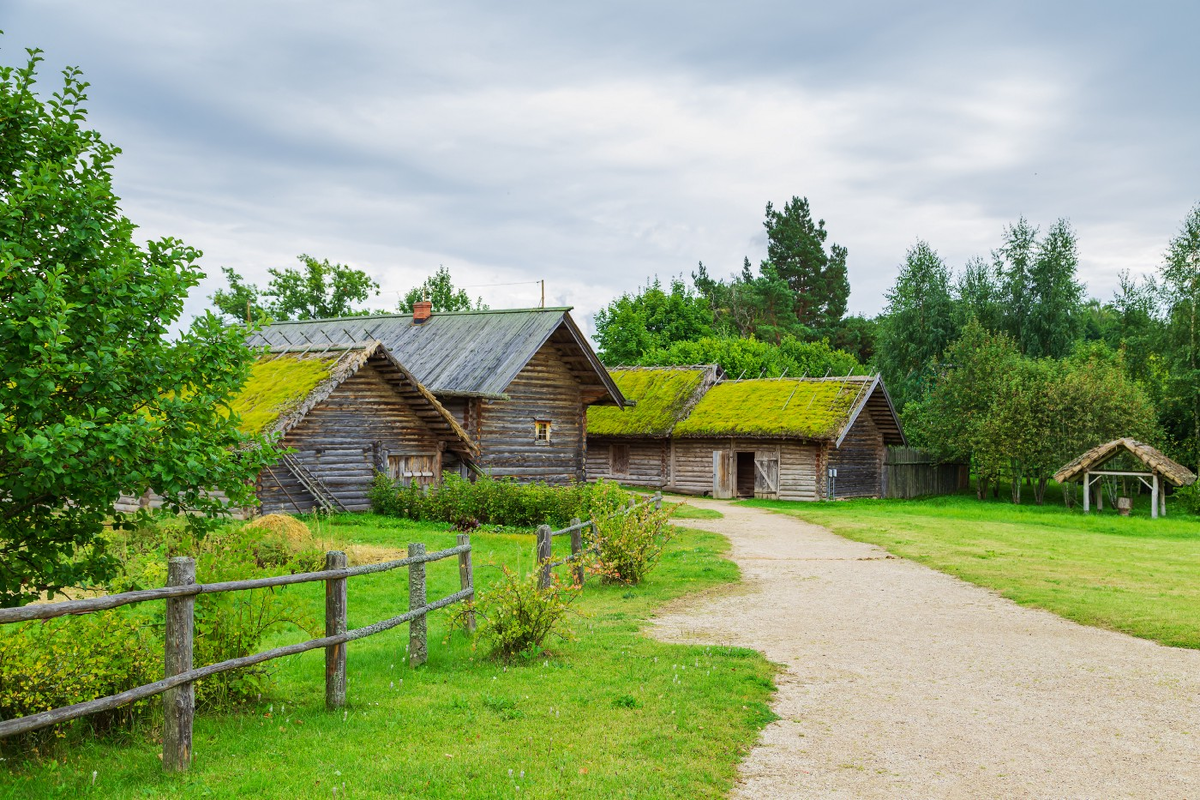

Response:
(744, 488), (1200, 650)
(0, 515), (775, 799)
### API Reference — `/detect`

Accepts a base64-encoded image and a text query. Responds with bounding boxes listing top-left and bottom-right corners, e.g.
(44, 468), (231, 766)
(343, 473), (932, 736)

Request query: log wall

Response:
(259, 363), (444, 514)
(667, 438), (822, 500)
(586, 437), (668, 487)
(828, 412), (885, 499)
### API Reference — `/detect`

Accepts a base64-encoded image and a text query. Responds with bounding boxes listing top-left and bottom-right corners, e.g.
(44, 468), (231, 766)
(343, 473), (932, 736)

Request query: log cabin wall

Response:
(777, 441), (822, 501)
(472, 343), (586, 484)
(586, 436), (669, 488)
(667, 437), (823, 499)
(828, 412), (885, 498)
(258, 363), (446, 514)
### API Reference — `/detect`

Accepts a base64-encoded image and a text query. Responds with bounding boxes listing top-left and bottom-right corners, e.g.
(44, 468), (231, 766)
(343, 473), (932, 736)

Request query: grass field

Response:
(0, 515), (774, 799)
(745, 488), (1200, 650)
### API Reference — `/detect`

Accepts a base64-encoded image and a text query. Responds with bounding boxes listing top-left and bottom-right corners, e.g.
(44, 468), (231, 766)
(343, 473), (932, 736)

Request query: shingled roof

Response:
(671, 375), (906, 446)
(247, 308), (625, 406)
(587, 365), (720, 437)
(231, 340), (476, 456)
(1053, 438), (1196, 487)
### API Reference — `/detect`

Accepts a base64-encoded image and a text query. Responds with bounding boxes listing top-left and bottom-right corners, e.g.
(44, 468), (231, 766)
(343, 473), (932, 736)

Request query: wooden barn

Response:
(586, 365), (722, 487)
(588, 373), (905, 500)
(249, 306), (626, 485)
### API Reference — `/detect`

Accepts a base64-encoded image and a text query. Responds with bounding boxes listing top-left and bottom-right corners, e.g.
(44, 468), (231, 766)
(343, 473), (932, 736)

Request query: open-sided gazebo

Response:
(1053, 438), (1196, 518)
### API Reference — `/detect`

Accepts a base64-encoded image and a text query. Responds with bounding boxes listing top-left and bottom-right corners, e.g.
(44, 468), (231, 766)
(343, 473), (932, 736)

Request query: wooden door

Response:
(712, 450), (734, 499)
(389, 453), (438, 487)
(754, 451), (779, 498)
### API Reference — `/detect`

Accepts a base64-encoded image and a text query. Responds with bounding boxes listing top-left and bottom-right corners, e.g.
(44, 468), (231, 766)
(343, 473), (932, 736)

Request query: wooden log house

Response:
(588, 371), (906, 500)
(249, 305), (626, 486)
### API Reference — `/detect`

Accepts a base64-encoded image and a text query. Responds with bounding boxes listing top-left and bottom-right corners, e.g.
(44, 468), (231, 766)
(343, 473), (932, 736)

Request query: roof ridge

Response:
(262, 307), (572, 326)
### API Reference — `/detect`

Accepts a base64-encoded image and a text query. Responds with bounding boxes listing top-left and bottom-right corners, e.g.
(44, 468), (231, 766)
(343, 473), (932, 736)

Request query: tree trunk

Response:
(1034, 477), (1047, 505)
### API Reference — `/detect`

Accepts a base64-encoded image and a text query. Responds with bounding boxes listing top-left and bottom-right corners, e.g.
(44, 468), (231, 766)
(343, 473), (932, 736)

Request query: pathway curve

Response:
(651, 500), (1200, 799)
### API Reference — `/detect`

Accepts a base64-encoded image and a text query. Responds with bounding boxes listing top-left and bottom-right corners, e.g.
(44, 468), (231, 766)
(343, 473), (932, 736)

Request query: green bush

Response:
(368, 473), (629, 529)
(461, 566), (581, 661)
(588, 482), (673, 585)
(0, 610), (159, 750)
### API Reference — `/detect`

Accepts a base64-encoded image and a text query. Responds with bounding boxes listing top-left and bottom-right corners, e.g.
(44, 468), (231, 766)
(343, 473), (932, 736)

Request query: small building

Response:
(588, 372), (906, 500)
(586, 365), (722, 488)
(249, 306), (626, 485)
(1052, 438), (1197, 518)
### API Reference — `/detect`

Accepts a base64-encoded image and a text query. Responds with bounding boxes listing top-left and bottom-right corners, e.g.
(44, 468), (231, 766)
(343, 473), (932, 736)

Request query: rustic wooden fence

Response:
(535, 492), (663, 588)
(882, 447), (968, 499)
(0, 536), (476, 772)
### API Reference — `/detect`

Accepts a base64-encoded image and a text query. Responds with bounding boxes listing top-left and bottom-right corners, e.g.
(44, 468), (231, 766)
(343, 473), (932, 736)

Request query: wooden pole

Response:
(654, 492), (662, 511)
(569, 518), (584, 586)
(1151, 474), (1159, 519)
(408, 543), (427, 666)
(1161, 482), (1167, 517)
(1083, 473), (1090, 513)
(537, 525), (553, 589)
(324, 551), (348, 710)
(456, 534), (476, 634)
(163, 557), (196, 773)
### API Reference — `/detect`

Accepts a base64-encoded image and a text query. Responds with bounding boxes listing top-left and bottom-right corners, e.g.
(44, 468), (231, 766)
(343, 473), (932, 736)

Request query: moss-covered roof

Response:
(587, 367), (711, 437)
(229, 355), (339, 435)
(672, 378), (867, 440)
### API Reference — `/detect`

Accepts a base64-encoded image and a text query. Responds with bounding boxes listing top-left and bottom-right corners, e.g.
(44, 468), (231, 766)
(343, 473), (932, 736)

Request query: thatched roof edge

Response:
(1052, 438), (1197, 487)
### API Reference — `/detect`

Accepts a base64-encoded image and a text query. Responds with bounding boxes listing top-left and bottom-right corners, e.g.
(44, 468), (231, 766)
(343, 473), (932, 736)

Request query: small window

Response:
(610, 444), (630, 475)
(534, 420), (552, 443)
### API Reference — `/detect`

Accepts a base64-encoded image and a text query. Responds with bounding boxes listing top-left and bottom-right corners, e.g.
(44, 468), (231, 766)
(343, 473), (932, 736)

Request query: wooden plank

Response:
(324, 551), (348, 710)
(408, 543), (427, 667)
(163, 557), (195, 773)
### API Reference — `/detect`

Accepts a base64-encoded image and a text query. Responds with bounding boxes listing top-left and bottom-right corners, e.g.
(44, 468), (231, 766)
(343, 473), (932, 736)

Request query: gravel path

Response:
(651, 500), (1200, 799)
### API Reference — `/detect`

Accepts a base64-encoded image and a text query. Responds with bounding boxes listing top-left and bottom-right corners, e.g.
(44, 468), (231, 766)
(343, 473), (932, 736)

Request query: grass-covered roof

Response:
(229, 354), (339, 435)
(672, 378), (866, 440)
(587, 367), (711, 437)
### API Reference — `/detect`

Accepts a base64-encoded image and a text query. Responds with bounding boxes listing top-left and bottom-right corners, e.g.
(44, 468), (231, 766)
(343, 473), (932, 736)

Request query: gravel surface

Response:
(652, 500), (1200, 799)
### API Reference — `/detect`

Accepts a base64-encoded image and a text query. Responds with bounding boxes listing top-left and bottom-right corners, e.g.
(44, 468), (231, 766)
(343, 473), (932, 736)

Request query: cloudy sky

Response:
(5, 1), (1197, 335)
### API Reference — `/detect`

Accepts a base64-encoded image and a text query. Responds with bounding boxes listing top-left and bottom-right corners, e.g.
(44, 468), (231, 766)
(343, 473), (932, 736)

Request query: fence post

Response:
(654, 492), (662, 511)
(456, 534), (476, 634)
(537, 525), (553, 589)
(163, 557), (196, 773)
(569, 518), (585, 586)
(408, 542), (427, 667)
(324, 551), (348, 710)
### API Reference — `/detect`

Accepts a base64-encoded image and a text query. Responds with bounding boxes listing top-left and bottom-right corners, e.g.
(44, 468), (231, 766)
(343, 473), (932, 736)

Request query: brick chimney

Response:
(413, 300), (432, 324)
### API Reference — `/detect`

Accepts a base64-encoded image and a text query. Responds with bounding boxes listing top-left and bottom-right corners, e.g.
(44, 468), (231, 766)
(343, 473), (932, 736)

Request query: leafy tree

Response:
(0, 47), (279, 605)
(996, 217), (1039, 348)
(954, 256), (1004, 333)
(265, 254), (379, 320)
(398, 265), (486, 313)
(824, 314), (878, 366)
(211, 266), (264, 322)
(637, 335), (861, 381)
(594, 277), (715, 364)
(762, 196), (849, 331)
(876, 240), (958, 409)
(1024, 219), (1084, 358)
(1159, 203), (1200, 466)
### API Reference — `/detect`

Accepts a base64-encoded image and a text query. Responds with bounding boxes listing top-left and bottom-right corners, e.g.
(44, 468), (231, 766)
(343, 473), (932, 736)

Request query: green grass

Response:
(1, 515), (775, 799)
(666, 504), (724, 520)
(587, 368), (708, 436)
(744, 487), (1200, 649)
(673, 378), (859, 439)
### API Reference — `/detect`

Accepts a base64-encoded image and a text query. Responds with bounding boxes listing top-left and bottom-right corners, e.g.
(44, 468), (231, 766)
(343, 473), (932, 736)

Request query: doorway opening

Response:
(736, 451), (756, 498)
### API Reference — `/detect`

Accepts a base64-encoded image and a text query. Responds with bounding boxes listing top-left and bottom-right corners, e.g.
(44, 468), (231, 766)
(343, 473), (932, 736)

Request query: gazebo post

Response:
(1151, 473), (1159, 519)
(1161, 482), (1167, 517)
(1082, 472), (1090, 513)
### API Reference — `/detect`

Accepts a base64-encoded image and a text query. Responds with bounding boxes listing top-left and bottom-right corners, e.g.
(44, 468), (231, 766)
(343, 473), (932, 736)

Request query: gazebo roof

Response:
(1053, 438), (1196, 487)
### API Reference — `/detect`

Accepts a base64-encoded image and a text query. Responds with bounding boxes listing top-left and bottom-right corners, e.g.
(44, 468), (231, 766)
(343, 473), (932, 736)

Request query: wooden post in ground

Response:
(537, 525), (553, 589)
(456, 534), (476, 634)
(408, 543), (427, 666)
(163, 557), (196, 773)
(654, 492), (662, 511)
(1161, 482), (1167, 517)
(569, 518), (584, 586)
(1083, 473), (1090, 513)
(324, 551), (348, 710)
(1151, 474), (1159, 519)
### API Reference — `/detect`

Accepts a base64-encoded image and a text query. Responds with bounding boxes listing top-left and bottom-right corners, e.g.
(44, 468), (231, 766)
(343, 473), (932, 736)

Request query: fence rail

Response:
(536, 492), (662, 588)
(0, 536), (476, 773)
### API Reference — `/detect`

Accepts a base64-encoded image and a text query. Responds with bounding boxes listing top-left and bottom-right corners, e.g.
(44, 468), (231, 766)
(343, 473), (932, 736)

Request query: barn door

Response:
(389, 454), (438, 488)
(754, 452), (779, 497)
(712, 450), (734, 499)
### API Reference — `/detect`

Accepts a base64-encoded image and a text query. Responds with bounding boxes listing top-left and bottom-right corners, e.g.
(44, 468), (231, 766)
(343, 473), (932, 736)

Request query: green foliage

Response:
(673, 378), (862, 439)
(638, 334), (860, 381)
(995, 217), (1084, 359)
(587, 367), (708, 436)
(265, 254), (380, 320)
(465, 565), (581, 660)
(397, 264), (486, 313)
(368, 473), (629, 529)
(0, 46), (281, 606)
(1159, 203), (1200, 468)
(954, 256), (1005, 333)
(588, 484), (674, 585)
(0, 610), (160, 749)
(694, 259), (811, 343)
(876, 240), (958, 409)
(762, 196), (849, 331)
(210, 266), (264, 323)
(594, 277), (715, 364)
(228, 354), (338, 434)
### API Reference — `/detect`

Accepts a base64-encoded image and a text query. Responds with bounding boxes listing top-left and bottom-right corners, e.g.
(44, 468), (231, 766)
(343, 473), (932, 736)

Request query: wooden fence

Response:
(0, 536), (476, 772)
(882, 447), (968, 499)
(535, 492), (663, 588)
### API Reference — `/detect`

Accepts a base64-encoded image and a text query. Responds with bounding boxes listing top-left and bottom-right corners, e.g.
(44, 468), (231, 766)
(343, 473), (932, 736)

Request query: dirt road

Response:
(651, 500), (1200, 799)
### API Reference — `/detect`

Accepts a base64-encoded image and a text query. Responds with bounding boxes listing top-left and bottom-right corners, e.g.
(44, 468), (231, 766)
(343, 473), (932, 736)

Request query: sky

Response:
(4, 1), (1197, 337)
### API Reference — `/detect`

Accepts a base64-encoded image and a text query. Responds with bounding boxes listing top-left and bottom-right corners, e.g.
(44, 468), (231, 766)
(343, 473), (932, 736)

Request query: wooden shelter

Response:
(250, 307), (627, 484)
(588, 372), (906, 500)
(586, 365), (722, 487)
(1053, 438), (1196, 518)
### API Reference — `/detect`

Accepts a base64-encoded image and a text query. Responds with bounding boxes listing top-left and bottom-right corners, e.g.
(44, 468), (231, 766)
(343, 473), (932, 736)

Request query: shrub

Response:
(462, 566), (581, 661)
(588, 483), (673, 585)
(0, 610), (159, 751)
